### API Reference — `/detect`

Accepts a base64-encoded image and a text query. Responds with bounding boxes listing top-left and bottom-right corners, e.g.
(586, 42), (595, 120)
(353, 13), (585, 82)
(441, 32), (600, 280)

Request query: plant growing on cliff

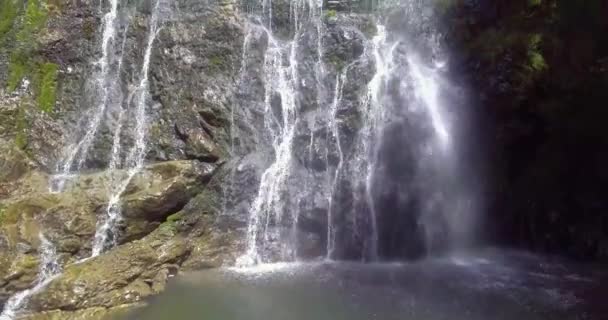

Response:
(0, 204), (6, 224)
(14, 107), (27, 149)
(325, 9), (337, 19)
(16, 0), (48, 43)
(4, 0), (58, 113)
(0, 0), (18, 40)
(36, 62), (58, 113)
(7, 52), (28, 91)
(526, 34), (547, 72)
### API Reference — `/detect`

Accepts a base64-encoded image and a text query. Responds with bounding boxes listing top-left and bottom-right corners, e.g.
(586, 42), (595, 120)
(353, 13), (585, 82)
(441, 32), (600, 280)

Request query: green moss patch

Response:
(37, 62), (58, 113)
(3, 0), (58, 113)
(0, 0), (18, 40)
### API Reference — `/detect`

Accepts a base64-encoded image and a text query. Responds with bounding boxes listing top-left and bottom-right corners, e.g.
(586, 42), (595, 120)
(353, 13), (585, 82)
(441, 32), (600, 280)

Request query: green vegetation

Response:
(82, 18), (95, 40)
(7, 52), (28, 91)
(327, 54), (345, 71)
(160, 212), (183, 232)
(0, 0), (18, 40)
(0, 204), (6, 224)
(325, 9), (337, 19)
(14, 107), (28, 149)
(526, 34), (546, 72)
(166, 212), (183, 223)
(209, 55), (224, 67)
(2, 0), (58, 114)
(37, 62), (58, 113)
(16, 0), (47, 43)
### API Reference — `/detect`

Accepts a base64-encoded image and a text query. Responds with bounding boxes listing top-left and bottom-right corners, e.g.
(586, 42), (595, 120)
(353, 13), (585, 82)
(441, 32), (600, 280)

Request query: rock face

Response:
(1, 0), (444, 314)
(0, 160), (214, 303)
(5, 0), (604, 318)
(0, 0), (384, 312)
(439, 1), (608, 262)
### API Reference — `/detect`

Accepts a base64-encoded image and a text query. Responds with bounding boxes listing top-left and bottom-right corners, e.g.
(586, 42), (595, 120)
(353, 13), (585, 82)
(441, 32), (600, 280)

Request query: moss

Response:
(82, 18), (95, 40)
(209, 56), (223, 66)
(528, 51), (547, 71)
(16, 0), (48, 44)
(14, 107), (27, 149)
(325, 9), (337, 19)
(159, 212), (183, 232)
(166, 212), (183, 223)
(7, 52), (28, 91)
(525, 34), (547, 72)
(0, 0), (18, 40)
(208, 55), (227, 73)
(327, 54), (345, 71)
(15, 254), (39, 270)
(0, 204), (6, 224)
(36, 62), (58, 112)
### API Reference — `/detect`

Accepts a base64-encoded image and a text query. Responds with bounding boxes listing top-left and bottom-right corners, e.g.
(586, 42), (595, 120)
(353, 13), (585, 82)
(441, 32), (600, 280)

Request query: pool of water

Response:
(118, 248), (607, 320)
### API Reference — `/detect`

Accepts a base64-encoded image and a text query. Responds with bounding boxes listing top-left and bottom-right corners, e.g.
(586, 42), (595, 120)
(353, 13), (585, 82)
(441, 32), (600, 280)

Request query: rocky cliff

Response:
(0, 0), (383, 317)
(439, 0), (608, 261)
(1, 0), (606, 318)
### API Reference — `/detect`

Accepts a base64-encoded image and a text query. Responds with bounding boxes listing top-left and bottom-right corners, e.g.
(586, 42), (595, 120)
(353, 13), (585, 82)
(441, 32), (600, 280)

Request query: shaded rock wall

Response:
(441, 0), (608, 261)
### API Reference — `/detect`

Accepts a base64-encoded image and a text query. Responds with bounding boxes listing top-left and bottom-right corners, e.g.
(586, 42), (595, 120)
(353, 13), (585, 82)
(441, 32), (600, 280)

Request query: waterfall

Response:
(48, 0), (165, 257)
(233, 0), (473, 265)
(50, 0), (122, 192)
(237, 29), (300, 266)
(92, 0), (164, 257)
(236, 0), (323, 266)
(0, 234), (61, 320)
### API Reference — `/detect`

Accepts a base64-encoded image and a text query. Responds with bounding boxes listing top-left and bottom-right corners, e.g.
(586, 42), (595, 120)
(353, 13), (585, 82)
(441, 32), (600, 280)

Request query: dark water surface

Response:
(118, 249), (607, 320)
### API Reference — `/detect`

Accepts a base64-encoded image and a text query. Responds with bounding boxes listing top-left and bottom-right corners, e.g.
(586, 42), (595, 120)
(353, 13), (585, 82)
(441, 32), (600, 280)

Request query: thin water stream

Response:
(0, 234), (61, 320)
(92, 0), (163, 257)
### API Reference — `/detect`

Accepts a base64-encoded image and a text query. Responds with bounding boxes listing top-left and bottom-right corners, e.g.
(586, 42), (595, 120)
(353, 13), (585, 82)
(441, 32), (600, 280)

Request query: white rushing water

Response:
(0, 234), (61, 320)
(50, 0), (121, 192)
(237, 0), (324, 266)
(92, 0), (164, 257)
(352, 24), (394, 261)
(235, 0), (469, 265)
(237, 30), (299, 266)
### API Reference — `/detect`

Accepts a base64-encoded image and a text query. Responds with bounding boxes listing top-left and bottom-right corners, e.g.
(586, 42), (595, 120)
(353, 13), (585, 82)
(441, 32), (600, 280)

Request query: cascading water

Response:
(48, 0), (166, 257)
(231, 0), (473, 265)
(237, 28), (300, 266)
(50, 0), (122, 192)
(92, 0), (164, 257)
(236, 0), (324, 266)
(0, 234), (61, 320)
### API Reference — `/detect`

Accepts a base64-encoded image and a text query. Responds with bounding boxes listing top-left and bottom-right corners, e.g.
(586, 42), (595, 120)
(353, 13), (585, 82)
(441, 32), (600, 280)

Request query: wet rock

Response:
(0, 160), (215, 303)
(27, 227), (189, 312)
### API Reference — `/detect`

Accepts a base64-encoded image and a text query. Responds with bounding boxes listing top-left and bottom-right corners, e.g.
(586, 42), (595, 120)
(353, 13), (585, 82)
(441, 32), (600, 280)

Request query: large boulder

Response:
(0, 160), (215, 305)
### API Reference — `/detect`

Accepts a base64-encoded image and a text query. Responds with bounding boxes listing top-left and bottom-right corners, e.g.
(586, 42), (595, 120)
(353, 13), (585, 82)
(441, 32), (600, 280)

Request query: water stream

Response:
(233, 0), (471, 265)
(92, 0), (164, 257)
(50, 0), (122, 192)
(0, 234), (61, 320)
